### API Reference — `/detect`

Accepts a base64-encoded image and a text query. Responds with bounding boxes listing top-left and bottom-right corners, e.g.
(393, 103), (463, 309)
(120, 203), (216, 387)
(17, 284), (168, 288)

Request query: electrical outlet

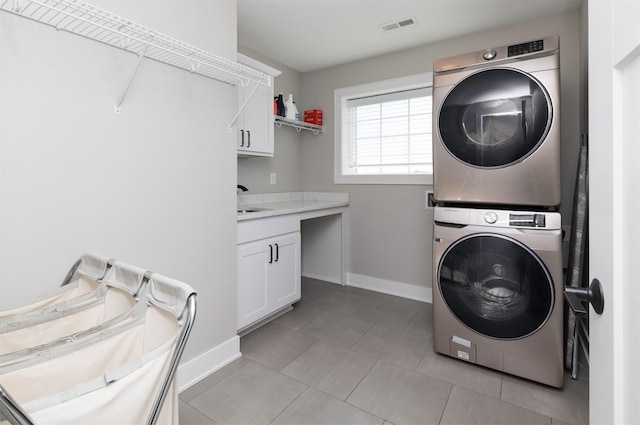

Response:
(425, 190), (435, 209)
(270, 173), (276, 185)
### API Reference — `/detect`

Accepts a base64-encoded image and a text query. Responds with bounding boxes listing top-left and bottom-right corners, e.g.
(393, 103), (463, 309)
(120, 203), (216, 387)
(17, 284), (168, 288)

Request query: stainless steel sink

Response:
(237, 207), (270, 214)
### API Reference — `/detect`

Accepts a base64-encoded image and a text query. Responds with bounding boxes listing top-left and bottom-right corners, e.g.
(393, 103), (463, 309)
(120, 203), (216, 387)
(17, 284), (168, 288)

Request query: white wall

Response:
(0, 0), (239, 382)
(299, 12), (582, 298)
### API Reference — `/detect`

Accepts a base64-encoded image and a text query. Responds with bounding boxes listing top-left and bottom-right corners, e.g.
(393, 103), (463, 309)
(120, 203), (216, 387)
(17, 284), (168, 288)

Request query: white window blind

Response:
(334, 72), (433, 185)
(347, 87), (432, 176)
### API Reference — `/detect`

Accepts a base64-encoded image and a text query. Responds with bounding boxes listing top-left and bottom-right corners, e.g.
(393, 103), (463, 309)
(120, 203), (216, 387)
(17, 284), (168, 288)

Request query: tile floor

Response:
(179, 278), (589, 425)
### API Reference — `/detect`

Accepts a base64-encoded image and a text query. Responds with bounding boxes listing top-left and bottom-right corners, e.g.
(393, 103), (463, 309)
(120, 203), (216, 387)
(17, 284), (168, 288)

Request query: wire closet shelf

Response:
(0, 0), (271, 88)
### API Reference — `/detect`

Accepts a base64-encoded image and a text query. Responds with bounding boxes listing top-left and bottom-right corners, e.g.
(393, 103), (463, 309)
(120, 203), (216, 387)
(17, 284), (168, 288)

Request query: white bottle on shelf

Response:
(284, 94), (299, 121)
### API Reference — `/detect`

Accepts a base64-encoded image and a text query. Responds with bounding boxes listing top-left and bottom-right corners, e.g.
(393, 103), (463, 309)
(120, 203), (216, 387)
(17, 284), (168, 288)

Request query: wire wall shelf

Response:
(274, 116), (323, 135)
(1, 0), (271, 115)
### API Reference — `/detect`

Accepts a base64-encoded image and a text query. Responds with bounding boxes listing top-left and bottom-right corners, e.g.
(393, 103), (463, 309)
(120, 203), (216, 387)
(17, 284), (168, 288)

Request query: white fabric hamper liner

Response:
(0, 254), (111, 322)
(0, 256), (197, 425)
(0, 260), (148, 357)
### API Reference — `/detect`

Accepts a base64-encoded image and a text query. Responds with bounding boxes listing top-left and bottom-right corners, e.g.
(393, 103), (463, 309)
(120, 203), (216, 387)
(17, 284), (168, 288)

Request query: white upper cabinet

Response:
(236, 54), (281, 157)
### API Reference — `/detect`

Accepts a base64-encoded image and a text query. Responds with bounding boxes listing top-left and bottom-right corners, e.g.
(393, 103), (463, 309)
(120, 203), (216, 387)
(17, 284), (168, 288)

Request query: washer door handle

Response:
(564, 279), (605, 315)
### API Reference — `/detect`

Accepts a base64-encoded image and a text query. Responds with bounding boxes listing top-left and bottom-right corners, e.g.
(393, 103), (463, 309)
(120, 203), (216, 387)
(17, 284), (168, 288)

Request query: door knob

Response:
(564, 278), (605, 316)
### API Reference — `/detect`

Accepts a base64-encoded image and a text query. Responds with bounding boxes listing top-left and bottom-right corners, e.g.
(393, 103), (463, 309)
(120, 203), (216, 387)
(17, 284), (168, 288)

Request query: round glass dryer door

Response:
(438, 68), (552, 168)
(438, 234), (554, 339)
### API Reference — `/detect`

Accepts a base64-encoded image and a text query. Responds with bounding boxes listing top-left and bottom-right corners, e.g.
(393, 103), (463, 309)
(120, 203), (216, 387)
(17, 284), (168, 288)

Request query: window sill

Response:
(334, 174), (433, 185)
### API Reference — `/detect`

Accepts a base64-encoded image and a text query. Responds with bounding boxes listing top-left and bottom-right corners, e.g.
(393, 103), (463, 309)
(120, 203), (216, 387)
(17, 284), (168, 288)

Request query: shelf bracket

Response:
(227, 80), (261, 133)
(114, 44), (149, 114)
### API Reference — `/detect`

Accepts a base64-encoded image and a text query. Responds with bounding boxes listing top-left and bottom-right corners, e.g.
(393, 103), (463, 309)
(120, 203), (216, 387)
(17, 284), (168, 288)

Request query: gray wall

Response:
(298, 11), (582, 295)
(237, 47), (304, 193)
(0, 0), (238, 367)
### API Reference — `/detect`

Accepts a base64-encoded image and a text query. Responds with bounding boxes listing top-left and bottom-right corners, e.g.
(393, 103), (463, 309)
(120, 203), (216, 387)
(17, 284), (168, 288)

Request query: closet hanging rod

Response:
(0, 0), (271, 88)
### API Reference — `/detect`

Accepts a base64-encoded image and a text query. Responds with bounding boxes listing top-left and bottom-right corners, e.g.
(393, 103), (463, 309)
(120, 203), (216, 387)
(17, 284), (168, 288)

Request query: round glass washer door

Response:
(438, 234), (554, 339)
(438, 68), (552, 168)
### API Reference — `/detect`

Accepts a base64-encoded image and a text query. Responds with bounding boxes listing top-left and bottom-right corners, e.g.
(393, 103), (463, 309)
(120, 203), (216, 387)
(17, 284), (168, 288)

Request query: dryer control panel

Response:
(433, 35), (559, 73)
(508, 40), (544, 57)
(434, 206), (561, 230)
(508, 213), (546, 227)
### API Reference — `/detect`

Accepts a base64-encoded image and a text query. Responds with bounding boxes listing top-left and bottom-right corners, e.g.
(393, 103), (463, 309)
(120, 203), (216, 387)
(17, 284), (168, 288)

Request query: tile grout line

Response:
(436, 383), (456, 424)
(267, 384), (311, 425)
(341, 359), (385, 418)
(181, 399), (218, 425)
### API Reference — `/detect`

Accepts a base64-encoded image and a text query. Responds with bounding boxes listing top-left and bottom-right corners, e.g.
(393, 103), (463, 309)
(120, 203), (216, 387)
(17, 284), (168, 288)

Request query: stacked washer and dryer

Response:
(431, 35), (565, 388)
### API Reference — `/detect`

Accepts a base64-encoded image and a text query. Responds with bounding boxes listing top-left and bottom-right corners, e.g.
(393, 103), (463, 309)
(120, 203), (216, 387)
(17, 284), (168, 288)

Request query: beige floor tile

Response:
(179, 357), (251, 402)
(273, 302), (328, 330)
(272, 387), (384, 425)
(403, 304), (434, 338)
(240, 323), (319, 371)
(301, 310), (374, 347)
(351, 298), (419, 330)
(351, 325), (430, 370)
(189, 361), (306, 425)
(347, 361), (452, 425)
(416, 337), (504, 399)
(365, 291), (429, 310)
(300, 277), (337, 301)
(441, 386), (552, 424)
(307, 290), (371, 315)
(500, 373), (589, 425)
(282, 339), (377, 400)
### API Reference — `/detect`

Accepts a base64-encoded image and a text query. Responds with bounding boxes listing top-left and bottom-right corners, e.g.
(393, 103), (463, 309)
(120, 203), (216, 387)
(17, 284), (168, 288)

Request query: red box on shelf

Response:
(304, 109), (323, 126)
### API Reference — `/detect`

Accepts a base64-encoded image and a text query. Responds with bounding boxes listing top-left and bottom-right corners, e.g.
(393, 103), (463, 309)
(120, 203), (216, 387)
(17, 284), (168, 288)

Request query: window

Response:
(334, 72), (433, 185)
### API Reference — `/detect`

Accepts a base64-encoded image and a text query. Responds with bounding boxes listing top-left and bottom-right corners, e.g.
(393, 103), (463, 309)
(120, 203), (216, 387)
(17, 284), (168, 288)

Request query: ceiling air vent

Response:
(380, 16), (418, 32)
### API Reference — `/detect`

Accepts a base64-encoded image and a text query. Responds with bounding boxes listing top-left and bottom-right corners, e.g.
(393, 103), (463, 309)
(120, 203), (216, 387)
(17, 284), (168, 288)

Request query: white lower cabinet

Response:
(237, 216), (300, 331)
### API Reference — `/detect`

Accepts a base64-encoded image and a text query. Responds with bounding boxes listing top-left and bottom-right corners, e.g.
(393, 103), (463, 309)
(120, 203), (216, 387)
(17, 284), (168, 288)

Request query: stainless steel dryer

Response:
(433, 35), (561, 208)
(433, 206), (564, 388)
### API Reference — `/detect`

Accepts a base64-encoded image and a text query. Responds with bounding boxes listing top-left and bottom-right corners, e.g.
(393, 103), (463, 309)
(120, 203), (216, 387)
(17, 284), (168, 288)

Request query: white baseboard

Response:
(347, 272), (432, 304)
(177, 335), (240, 393)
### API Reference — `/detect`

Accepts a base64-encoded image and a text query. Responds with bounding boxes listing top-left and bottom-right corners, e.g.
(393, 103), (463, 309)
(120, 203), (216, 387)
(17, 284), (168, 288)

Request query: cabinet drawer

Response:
(237, 215), (300, 245)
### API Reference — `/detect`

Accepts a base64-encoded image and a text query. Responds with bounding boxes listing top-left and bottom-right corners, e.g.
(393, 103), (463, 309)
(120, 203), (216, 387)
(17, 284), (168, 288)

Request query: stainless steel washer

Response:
(433, 206), (564, 388)
(432, 35), (561, 208)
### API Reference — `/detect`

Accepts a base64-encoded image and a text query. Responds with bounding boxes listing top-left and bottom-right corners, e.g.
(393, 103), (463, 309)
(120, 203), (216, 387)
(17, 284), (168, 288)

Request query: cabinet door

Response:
(237, 231), (301, 331)
(237, 240), (270, 329)
(237, 80), (274, 156)
(271, 232), (301, 310)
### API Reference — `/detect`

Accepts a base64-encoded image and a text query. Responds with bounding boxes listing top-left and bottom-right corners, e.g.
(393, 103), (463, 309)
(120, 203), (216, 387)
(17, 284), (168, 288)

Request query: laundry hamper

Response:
(0, 258), (197, 425)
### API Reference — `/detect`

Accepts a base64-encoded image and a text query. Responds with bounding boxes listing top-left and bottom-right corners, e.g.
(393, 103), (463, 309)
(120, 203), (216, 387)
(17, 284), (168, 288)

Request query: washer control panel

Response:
(508, 213), (546, 228)
(434, 206), (561, 230)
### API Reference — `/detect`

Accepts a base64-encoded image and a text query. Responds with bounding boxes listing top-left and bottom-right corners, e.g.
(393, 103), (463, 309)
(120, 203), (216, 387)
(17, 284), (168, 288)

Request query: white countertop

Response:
(237, 192), (349, 221)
